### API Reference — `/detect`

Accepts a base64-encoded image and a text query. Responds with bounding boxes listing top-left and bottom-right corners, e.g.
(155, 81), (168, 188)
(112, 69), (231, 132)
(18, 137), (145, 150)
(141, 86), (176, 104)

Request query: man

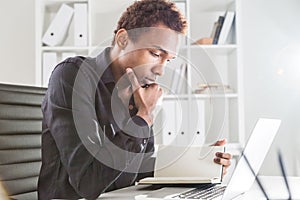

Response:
(38, 0), (232, 199)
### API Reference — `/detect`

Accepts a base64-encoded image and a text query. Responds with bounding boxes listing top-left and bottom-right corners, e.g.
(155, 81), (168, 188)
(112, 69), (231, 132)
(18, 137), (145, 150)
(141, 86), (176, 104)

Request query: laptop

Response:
(143, 118), (282, 200)
(138, 145), (225, 185)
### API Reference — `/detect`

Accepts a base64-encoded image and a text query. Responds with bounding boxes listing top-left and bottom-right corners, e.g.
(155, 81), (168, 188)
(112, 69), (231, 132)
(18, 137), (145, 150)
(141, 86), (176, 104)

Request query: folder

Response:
(74, 3), (88, 46)
(175, 2), (186, 18)
(176, 63), (187, 94)
(190, 99), (205, 146)
(170, 67), (181, 94)
(42, 4), (74, 46)
(175, 100), (189, 146)
(42, 52), (57, 87)
(161, 100), (177, 145)
(217, 11), (235, 44)
(175, 2), (186, 44)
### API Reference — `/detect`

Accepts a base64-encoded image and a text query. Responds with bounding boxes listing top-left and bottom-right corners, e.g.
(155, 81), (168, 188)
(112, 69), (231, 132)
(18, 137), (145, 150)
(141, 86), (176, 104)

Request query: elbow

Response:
(69, 174), (106, 199)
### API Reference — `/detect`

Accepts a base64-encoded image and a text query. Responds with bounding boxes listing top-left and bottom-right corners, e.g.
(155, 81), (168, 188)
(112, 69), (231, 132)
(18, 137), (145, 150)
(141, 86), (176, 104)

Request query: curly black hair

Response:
(112, 0), (187, 44)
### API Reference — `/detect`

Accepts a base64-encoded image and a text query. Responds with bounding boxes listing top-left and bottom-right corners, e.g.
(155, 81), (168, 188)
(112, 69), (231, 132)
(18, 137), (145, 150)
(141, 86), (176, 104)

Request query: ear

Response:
(115, 29), (129, 49)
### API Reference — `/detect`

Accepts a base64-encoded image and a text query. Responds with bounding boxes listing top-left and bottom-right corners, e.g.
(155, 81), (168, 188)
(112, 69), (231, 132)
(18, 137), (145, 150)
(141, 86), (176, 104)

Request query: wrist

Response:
(136, 110), (153, 126)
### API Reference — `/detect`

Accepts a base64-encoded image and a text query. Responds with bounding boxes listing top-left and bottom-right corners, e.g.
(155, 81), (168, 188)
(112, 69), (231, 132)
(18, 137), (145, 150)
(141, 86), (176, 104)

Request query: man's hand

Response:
(212, 138), (232, 177)
(125, 68), (162, 125)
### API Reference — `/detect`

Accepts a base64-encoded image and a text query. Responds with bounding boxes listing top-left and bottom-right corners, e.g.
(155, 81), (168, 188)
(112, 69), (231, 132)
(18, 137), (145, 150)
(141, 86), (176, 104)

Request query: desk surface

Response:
(97, 176), (300, 200)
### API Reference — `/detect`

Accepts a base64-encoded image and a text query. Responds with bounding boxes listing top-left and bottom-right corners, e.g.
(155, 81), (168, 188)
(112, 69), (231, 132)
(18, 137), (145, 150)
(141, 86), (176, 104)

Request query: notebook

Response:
(138, 145), (225, 185)
(141, 118), (282, 200)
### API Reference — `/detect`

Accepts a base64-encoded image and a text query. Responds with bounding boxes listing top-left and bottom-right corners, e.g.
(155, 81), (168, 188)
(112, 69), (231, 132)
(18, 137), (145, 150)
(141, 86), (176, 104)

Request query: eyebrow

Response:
(152, 45), (177, 59)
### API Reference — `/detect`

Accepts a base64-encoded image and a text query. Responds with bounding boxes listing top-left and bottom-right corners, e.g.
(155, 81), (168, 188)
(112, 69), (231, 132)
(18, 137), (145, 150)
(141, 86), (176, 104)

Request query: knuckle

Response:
(152, 83), (159, 88)
(224, 160), (231, 166)
(226, 153), (232, 159)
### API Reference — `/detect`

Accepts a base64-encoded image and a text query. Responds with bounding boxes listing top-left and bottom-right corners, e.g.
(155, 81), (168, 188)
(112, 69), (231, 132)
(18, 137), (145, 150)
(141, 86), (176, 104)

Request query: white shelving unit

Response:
(154, 0), (245, 152)
(35, 0), (244, 152)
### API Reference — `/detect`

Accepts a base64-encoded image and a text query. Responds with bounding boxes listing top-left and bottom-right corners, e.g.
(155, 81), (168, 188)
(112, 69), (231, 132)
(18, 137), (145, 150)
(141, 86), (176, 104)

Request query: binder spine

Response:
(42, 52), (57, 87)
(74, 3), (88, 46)
(42, 4), (74, 46)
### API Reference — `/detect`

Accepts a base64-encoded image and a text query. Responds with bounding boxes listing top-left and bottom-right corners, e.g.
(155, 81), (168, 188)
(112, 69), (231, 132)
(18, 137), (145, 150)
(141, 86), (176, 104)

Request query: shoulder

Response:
(51, 56), (88, 77)
(49, 56), (96, 86)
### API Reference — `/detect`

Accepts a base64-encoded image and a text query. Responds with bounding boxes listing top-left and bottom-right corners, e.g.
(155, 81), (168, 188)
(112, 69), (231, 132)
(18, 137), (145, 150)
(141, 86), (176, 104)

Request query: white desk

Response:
(241, 176), (300, 199)
(97, 176), (300, 200)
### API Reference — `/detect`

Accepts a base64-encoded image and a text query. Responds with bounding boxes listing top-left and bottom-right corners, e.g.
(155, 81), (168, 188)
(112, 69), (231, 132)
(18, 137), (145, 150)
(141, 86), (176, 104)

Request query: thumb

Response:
(211, 138), (227, 146)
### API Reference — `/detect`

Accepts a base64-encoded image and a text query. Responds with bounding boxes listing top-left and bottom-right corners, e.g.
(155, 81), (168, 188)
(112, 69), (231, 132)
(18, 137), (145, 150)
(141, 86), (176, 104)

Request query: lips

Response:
(142, 77), (156, 86)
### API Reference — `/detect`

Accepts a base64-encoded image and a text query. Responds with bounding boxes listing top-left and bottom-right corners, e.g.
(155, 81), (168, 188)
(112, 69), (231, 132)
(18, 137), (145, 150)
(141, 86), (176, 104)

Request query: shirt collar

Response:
(95, 47), (115, 85)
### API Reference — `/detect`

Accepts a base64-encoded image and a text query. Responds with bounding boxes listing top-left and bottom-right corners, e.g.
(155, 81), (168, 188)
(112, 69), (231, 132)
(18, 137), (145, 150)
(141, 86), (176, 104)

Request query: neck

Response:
(109, 46), (125, 83)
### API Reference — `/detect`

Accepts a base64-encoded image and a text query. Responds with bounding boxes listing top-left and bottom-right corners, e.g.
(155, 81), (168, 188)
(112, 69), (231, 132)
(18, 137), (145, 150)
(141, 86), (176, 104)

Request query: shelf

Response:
(41, 46), (90, 51)
(163, 93), (237, 100)
(190, 0), (235, 12)
(192, 93), (238, 99)
(163, 94), (189, 100)
(184, 44), (237, 54)
(45, 0), (88, 5)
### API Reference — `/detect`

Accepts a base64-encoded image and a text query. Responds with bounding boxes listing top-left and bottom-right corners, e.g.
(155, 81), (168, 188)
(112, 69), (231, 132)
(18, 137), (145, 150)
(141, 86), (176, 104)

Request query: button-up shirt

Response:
(38, 47), (155, 200)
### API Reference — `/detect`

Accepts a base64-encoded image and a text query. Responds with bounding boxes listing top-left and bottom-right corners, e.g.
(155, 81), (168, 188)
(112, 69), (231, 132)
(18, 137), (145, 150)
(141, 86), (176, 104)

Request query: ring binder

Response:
(42, 4), (74, 46)
(74, 3), (88, 46)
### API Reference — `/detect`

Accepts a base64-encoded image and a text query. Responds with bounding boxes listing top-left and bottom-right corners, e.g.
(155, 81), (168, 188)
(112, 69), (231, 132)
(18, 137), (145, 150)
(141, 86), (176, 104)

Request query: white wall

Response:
(241, 0), (300, 176)
(0, 0), (36, 86)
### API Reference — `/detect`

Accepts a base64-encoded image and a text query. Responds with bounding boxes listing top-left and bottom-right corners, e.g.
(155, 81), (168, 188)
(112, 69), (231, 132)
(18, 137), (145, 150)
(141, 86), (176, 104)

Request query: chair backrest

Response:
(0, 83), (46, 200)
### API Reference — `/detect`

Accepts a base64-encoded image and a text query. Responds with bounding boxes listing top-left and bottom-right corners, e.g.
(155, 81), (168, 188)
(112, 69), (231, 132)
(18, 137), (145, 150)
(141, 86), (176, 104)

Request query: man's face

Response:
(119, 26), (180, 87)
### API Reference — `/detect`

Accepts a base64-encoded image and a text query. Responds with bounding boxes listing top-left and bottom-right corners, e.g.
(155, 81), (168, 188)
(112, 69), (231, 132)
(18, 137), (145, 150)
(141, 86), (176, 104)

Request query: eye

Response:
(150, 51), (160, 58)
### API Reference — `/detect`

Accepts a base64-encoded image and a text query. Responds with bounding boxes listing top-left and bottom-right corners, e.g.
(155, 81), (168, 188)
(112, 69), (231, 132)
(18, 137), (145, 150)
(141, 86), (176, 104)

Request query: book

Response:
(218, 11), (235, 44)
(210, 21), (219, 38)
(138, 146), (224, 185)
(193, 83), (234, 94)
(212, 16), (225, 44)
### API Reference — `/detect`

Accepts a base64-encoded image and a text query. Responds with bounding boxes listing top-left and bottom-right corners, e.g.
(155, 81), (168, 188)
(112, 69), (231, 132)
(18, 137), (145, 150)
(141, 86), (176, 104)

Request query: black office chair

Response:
(0, 83), (46, 200)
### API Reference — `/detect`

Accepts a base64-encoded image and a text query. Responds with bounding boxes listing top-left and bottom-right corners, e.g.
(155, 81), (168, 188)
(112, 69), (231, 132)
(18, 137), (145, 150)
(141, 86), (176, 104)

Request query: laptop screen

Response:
(222, 118), (281, 199)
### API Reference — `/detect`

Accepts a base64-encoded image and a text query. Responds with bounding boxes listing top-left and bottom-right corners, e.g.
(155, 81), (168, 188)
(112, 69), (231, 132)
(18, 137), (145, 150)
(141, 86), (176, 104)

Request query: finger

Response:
(148, 83), (160, 91)
(215, 152), (232, 160)
(126, 68), (140, 92)
(214, 157), (231, 167)
(211, 138), (227, 146)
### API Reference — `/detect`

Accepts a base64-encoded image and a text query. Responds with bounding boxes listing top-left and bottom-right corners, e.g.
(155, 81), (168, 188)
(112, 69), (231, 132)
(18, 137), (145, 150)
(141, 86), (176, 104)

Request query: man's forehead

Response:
(130, 27), (181, 54)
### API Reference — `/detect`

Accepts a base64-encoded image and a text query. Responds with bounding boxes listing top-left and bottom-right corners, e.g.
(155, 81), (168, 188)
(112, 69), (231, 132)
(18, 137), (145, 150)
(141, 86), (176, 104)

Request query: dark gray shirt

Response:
(38, 47), (154, 200)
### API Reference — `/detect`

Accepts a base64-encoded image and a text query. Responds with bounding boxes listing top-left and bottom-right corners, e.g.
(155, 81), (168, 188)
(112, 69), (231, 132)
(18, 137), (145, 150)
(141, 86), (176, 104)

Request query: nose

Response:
(152, 58), (168, 76)
(152, 64), (164, 76)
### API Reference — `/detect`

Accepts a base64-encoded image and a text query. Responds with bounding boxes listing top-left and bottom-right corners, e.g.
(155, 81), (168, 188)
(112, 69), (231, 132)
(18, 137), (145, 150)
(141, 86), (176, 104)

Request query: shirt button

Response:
(128, 104), (134, 110)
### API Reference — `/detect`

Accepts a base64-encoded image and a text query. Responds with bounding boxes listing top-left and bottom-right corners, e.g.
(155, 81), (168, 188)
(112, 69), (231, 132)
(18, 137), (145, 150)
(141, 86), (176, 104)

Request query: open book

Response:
(138, 145), (224, 185)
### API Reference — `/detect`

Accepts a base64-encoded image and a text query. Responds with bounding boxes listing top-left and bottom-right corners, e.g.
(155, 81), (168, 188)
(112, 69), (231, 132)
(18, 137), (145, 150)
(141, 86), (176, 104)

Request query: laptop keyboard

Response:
(172, 184), (226, 199)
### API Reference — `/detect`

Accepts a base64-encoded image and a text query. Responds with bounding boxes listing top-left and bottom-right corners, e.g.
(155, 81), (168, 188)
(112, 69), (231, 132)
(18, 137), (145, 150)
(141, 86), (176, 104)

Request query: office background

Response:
(0, 0), (299, 176)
